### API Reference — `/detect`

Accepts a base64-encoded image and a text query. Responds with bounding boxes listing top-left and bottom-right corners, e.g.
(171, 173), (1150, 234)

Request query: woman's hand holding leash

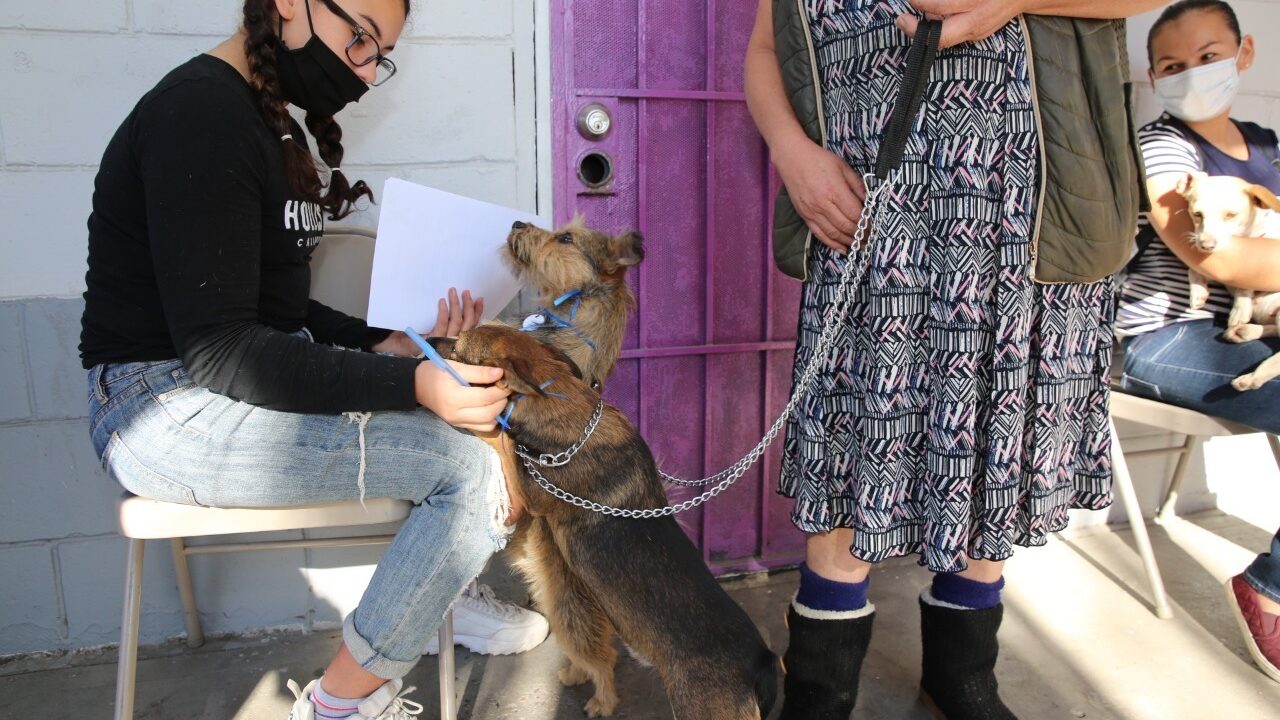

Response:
(897, 1), (1024, 49)
(897, 0), (1169, 49)
(772, 136), (866, 253)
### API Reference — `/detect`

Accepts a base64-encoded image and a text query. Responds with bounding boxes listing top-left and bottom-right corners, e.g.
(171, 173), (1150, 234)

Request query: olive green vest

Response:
(771, 1), (1148, 284)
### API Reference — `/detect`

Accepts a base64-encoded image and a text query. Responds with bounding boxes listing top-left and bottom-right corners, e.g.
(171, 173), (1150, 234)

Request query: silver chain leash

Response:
(518, 175), (896, 517)
(514, 401), (604, 467)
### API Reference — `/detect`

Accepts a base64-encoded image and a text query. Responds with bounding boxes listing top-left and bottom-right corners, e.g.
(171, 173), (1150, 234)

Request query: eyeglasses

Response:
(318, 0), (397, 86)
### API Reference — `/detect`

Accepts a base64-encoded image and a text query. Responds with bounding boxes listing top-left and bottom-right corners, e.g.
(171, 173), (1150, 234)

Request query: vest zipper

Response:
(1019, 15), (1051, 285)
(797, 0), (828, 284)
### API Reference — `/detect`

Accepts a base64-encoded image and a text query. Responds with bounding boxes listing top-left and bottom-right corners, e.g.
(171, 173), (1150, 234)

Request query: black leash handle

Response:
(874, 19), (942, 180)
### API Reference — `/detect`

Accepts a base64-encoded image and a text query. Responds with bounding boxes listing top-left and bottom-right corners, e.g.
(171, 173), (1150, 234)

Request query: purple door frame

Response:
(550, 0), (805, 574)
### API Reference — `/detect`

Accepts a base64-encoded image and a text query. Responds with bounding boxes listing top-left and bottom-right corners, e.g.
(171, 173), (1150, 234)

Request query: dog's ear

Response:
(1245, 183), (1280, 212)
(1176, 170), (1209, 198)
(428, 336), (457, 358)
(496, 357), (545, 397)
(542, 342), (585, 380)
(1175, 171), (1201, 197)
(607, 231), (645, 271)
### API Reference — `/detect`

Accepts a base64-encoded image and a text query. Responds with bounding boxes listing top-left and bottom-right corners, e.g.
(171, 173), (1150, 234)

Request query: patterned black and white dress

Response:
(779, 1), (1115, 573)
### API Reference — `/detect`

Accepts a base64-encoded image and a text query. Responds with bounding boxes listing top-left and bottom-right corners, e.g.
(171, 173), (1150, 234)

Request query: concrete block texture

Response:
(131, 0), (240, 36)
(0, 420), (119, 544)
(340, 43), (517, 164)
(57, 536), (187, 648)
(24, 298), (88, 420)
(0, 544), (61, 656)
(0, 3), (126, 33)
(0, 302), (32, 422)
(0, 34), (224, 167)
(410, 0), (514, 38)
(342, 163), (524, 228)
(0, 170), (97, 300)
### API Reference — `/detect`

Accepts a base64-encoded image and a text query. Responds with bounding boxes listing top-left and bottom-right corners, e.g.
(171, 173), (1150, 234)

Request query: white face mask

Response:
(1154, 52), (1241, 122)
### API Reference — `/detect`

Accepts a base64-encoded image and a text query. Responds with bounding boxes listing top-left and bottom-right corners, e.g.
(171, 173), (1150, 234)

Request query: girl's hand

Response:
(897, 1), (1024, 49)
(773, 135), (866, 253)
(415, 361), (510, 432)
(430, 287), (485, 338)
(370, 331), (423, 358)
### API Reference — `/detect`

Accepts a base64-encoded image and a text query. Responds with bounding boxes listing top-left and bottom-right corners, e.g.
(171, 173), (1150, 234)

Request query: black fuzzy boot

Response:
(919, 597), (1017, 720)
(779, 602), (874, 720)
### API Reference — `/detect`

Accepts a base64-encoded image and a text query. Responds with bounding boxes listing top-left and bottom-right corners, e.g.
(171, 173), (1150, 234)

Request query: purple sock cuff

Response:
(931, 572), (1005, 610)
(796, 562), (870, 612)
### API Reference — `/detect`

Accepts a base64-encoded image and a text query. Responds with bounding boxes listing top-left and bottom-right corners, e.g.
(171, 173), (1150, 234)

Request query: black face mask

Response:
(274, 2), (367, 117)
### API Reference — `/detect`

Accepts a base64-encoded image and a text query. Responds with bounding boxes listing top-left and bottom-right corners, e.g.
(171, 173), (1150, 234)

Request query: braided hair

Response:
(242, 0), (407, 220)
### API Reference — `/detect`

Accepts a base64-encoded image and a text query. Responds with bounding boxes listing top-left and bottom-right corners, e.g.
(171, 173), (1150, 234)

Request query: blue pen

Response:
(403, 327), (471, 387)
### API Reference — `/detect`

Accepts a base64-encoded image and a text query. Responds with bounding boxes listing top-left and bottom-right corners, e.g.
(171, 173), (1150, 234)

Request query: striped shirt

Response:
(1115, 116), (1277, 337)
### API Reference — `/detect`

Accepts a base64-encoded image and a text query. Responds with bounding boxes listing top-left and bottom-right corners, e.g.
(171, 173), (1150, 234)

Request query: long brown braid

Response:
(242, 0), (406, 220)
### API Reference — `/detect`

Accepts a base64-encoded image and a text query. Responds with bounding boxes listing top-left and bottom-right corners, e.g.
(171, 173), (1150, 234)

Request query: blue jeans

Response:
(1120, 318), (1280, 603)
(88, 359), (511, 679)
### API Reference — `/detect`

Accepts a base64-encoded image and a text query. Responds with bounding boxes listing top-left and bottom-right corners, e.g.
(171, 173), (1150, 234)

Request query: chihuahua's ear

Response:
(609, 231), (645, 270)
(1175, 171), (1203, 197)
(496, 357), (544, 397)
(1245, 183), (1280, 212)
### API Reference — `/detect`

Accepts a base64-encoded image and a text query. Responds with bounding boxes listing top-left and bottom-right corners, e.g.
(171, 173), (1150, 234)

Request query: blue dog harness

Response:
(520, 290), (597, 350)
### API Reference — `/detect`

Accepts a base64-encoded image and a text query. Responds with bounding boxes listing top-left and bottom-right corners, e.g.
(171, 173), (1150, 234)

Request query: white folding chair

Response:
(113, 227), (459, 720)
(1109, 388), (1280, 620)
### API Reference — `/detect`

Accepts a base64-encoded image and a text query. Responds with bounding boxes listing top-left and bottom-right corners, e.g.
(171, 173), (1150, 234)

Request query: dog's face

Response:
(504, 218), (644, 295)
(1177, 171), (1280, 252)
(437, 325), (585, 406)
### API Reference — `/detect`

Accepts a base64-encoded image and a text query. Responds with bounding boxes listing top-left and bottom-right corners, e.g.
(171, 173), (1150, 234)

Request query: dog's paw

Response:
(1189, 286), (1209, 309)
(584, 693), (618, 718)
(1225, 324), (1265, 343)
(1232, 373), (1261, 392)
(1228, 307), (1254, 329)
(558, 664), (590, 687)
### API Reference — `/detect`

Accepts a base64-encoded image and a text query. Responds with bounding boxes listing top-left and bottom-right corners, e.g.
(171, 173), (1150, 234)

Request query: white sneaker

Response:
(286, 678), (424, 720)
(423, 580), (549, 656)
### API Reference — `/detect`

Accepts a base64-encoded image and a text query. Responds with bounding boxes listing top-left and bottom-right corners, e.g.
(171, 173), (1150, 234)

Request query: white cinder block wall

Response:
(1, 1), (1278, 660)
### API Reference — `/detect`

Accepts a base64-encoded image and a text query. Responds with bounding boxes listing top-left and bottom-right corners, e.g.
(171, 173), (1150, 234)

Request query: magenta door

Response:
(551, 0), (805, 574)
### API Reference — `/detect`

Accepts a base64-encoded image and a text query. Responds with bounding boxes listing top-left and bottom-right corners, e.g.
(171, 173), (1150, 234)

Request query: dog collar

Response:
(514, 398), (605, 468)
(520, 289), (598, 350)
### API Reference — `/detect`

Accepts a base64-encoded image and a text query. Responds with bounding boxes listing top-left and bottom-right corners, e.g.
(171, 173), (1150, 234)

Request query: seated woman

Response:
(1119, 0), (1280, 685)
(80, 1), (545, 716)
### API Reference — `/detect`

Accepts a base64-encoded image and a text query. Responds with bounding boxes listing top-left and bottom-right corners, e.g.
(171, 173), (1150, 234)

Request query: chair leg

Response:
(1109, 419), (1174, 619)
(1268, 434), (1280, 471)
(169, 538), (204, 648)
(439, 609), (456, 720)
(115, 539), (145, 720)
(1155, 434), (1202, 524)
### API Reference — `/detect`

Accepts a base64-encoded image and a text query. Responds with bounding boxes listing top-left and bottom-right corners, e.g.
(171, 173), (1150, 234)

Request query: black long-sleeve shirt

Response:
(80, 55), (419, 413)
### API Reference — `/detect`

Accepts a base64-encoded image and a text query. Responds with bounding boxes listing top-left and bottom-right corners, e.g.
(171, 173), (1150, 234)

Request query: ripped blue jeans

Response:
(87, 358), (511, 679)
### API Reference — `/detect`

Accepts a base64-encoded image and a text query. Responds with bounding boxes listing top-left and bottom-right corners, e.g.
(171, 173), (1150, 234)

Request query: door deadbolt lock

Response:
(576, 103), (612, 139)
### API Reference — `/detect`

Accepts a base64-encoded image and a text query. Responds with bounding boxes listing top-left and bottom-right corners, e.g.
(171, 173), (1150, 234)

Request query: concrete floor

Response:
(3, 511), (1279, 719)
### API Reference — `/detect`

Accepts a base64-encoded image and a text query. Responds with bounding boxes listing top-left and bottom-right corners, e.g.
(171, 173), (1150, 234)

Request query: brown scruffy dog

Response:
(502, 218), (643, 389)
(435, 325), (779, 720)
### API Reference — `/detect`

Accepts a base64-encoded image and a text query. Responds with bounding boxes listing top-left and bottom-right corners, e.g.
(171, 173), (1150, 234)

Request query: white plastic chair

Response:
(1109, 388), (1280, 620)
(113, 227), (458, 720)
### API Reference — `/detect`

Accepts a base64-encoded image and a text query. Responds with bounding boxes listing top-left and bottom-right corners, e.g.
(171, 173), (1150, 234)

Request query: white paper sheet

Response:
(368, 178), (542, 333)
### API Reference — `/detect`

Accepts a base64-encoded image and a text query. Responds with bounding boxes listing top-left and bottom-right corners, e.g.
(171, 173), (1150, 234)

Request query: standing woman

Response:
(746, 1), (1161, 718)
(80, 1), (545, 717)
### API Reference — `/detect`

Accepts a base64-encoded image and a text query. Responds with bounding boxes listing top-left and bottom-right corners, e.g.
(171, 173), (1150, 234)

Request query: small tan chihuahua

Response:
(1176, 171), (1280, 391)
